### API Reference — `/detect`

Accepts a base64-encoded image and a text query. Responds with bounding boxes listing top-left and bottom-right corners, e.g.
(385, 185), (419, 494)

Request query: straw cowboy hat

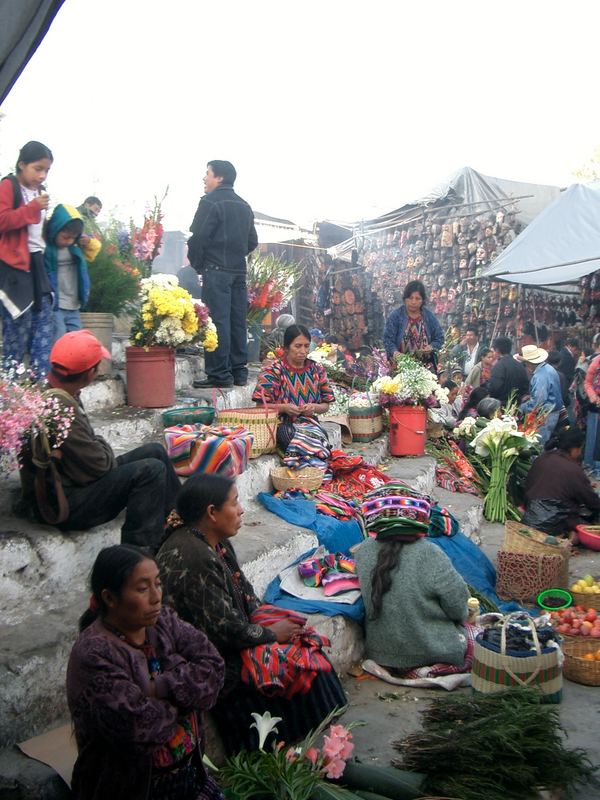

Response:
(518, 344), (548, 364)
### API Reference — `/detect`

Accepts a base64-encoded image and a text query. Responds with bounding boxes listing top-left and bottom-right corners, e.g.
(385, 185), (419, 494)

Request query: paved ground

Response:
(340, 519), (600, 800)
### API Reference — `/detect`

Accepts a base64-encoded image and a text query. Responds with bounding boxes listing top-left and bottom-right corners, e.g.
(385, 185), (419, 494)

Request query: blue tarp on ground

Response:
(259, 494), (522, 618)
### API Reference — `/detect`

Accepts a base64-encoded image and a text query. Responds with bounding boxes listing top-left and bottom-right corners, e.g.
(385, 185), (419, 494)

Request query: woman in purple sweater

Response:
(66, 545), (225, 800)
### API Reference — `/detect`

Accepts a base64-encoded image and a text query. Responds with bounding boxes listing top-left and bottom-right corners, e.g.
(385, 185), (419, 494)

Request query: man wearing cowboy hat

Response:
(518, 343), (565, 445)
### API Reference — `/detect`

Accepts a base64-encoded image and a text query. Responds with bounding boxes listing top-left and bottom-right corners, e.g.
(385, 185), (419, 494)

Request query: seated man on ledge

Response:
(43, 330), (181, 551)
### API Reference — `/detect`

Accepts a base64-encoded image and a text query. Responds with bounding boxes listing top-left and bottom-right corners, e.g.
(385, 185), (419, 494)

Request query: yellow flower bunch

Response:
(377, 376), (401, 395)
(131, 274), (217, 350)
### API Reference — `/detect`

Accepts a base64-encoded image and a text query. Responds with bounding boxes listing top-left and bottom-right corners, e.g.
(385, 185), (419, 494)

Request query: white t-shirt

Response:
(19, 184), (46, 253)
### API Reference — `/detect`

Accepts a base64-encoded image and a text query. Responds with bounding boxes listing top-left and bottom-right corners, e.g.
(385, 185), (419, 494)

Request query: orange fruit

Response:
(595, 650), (600, 661)
(583, 653), (595, 661)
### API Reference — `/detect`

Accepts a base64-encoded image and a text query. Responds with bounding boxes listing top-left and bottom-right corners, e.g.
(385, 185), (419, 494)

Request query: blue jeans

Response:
(54, 308), (81, 339)
(1, 294), (54, 380)
(584, 411), (600, 474)
(201, 267), (248, 383)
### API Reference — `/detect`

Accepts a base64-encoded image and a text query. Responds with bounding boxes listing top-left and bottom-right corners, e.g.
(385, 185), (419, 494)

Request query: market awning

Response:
(479, 182), (600, 293)
(0, 0), (64, 106)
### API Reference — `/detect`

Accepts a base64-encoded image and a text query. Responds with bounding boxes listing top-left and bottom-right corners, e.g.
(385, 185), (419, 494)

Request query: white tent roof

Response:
(480, 182), (600, 293)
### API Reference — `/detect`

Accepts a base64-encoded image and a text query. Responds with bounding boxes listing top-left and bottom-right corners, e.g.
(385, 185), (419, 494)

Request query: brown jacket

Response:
(55, 392), (116, 485)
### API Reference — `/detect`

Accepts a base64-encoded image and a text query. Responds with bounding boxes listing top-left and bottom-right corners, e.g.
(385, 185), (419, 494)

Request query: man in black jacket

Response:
(188, 160), (258, 388)
(487, 335), (530, 406)
(557, 337), (580, 389)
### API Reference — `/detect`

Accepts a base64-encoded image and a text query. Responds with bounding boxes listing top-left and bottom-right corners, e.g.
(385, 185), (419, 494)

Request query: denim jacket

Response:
(383, 305), (445, 358)
(520, 363), (564, 413)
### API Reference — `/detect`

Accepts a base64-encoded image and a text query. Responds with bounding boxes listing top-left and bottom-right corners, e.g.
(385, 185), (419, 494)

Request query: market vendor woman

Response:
(383, 280), (444, 369)
(252, 324), (334, 469)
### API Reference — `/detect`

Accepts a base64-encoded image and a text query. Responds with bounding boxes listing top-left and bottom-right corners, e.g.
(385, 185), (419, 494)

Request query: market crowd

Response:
(3, 140), (600, 800)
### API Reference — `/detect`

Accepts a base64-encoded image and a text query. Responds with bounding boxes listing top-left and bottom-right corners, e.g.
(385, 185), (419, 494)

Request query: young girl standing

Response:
(0, 140), (54, 378)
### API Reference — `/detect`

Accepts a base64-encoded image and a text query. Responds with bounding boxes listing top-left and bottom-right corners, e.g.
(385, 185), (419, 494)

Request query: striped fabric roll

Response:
(164, 423), (252, 477)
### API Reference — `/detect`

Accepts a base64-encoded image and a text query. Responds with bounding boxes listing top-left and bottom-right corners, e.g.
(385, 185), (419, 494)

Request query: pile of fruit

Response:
(570, 574), (600, 594)
(550, 606), (600, 637)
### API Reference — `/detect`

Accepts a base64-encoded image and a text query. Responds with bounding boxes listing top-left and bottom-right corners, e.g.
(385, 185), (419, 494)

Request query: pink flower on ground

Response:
(304, 747), (319, 766)
(324, 758), (346, 780)
(322, 735), (343, 761)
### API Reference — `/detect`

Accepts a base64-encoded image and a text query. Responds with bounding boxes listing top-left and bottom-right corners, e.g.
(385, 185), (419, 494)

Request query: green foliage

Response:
(85, 248), (140, 316)
(220, 748), (320, 800)
(393, 689), (599, 800)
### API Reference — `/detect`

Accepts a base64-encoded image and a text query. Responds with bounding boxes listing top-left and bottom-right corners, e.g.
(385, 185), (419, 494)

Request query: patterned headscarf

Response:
(360, 481), (432, 543)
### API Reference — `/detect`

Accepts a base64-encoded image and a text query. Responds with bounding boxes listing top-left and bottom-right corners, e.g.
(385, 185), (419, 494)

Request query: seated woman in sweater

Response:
(522, 427), (600, 543)
(66, 545), (225, 800)
(156, 475), (347, 754)
(355, 493), (471, 675)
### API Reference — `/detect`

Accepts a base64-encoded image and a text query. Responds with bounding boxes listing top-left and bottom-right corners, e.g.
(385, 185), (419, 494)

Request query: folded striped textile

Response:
(240, 604), (332, 698)
(164, 423), (252, 477)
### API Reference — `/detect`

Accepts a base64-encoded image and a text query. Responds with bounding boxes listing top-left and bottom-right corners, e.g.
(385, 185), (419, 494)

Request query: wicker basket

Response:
(503, 521), (570, 587)
(216, 406), (278, 458)
(161, 406), (215, 427)
(562, 637), (600, 686)
(270, 466), (324, 492)
(570, 578), (600, 610)
(348, 404), (383, 443)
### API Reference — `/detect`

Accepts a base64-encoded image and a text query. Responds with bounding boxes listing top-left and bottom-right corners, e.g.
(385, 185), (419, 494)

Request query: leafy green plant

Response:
(85, 246), (140, 316)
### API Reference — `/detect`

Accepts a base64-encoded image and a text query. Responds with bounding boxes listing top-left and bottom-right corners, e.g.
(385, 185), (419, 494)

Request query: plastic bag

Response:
(521, 498), (570, 535)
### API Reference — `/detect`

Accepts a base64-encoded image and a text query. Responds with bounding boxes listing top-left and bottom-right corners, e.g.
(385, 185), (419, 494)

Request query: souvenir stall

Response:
(325, 167), (567, 344)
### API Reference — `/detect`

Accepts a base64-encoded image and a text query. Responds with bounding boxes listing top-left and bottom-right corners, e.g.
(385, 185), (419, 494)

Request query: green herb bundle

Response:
(392, 689), (598, 800)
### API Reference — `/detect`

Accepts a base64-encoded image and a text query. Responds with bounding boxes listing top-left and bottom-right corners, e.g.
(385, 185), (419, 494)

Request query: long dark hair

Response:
(79, 545), (150, 631)
(370, 540), (404, 619)
(176, 474), (235, 525)
(403, 280), (427, 305)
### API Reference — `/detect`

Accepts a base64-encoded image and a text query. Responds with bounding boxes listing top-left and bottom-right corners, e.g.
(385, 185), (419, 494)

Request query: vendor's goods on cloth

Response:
(164, 423), (252, 477)
(471, 612), (563, 702)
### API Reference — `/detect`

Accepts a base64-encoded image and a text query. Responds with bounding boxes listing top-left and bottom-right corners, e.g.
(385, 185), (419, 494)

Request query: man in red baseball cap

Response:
(40, 330), (181, 550)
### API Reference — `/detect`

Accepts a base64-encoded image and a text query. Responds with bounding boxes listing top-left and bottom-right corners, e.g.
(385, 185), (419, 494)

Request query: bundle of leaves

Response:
(392, 689), (598, 800)
(85, 247), (140, 316)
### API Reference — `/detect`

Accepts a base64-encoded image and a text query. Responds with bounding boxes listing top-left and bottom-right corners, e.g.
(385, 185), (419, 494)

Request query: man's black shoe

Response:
(193, 378), (233, 389)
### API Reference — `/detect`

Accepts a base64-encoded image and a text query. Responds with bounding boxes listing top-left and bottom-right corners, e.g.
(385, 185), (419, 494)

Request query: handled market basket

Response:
(503, 521), (570, 587)
(217, 402), (278, 458)
(471, 612), (562, 703)
(348, 379), (383, 443)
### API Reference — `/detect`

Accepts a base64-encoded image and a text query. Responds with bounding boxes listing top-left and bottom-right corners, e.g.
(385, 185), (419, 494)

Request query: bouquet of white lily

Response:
(470, 415), (540, 522)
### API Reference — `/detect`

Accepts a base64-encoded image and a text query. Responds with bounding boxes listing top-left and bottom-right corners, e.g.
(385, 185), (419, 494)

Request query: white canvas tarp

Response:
(480, 182), (600, 293)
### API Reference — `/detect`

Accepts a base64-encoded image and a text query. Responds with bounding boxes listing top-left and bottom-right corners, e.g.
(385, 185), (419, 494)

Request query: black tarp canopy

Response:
(0, 0), (64, 106)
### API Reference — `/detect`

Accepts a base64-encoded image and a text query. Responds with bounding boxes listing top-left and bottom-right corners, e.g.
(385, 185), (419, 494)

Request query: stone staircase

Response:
(0, 361), (485, 797)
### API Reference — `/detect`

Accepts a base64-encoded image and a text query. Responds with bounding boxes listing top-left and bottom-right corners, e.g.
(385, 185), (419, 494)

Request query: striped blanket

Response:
(164, 423), (252, 477)
(282, 416), (332, 475)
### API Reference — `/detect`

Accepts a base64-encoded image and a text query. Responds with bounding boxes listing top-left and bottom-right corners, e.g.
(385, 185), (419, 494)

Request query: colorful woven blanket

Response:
(164, 423), (252, 477)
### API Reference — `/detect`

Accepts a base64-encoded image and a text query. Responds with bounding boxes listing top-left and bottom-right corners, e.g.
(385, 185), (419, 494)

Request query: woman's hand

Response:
(301, 403), (315, 416)
(269, 620), (304, 643)
(279, 403), (301, 416)
(421, 344), (433, 353)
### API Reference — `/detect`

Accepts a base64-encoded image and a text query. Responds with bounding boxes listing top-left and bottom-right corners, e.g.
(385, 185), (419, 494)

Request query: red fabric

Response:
(239, 605), (332, 698)
(0, 178), (40, 271)
(325, 453), (391, 500)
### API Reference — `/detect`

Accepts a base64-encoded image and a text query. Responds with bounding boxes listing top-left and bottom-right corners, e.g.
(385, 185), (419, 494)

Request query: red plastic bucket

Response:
(126, 346), (175, 408)
(389, 405), (427, 456)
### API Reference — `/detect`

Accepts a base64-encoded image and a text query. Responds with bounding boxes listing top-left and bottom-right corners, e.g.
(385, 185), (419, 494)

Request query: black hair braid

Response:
(370, 540), (403, 619)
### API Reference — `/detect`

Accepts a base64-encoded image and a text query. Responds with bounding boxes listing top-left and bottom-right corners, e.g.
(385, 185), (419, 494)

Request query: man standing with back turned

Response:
(188, 160), (258, 388)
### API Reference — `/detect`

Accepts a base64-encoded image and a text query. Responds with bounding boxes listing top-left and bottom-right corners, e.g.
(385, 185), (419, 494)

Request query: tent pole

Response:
(531, 290), (539, 344)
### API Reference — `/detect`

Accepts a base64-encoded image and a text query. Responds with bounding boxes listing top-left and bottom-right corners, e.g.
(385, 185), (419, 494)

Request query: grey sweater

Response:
(356, 537), (469, 670)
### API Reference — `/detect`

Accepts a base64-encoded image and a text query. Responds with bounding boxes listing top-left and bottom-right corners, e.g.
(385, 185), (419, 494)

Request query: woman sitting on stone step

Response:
(252, 323), (335, 473)
(156, 474), (347, 754)
(66, 544), (225, 800)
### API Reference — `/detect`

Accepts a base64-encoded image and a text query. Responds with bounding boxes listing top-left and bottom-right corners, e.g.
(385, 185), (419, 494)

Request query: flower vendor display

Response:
(470, 414), (540, 523)
(247, 253), (302, 327)
(104, 190), (167, 280)
(130, 274), (217, 350)
(372, 355), (449, 408)
(127, 275), (217, 407)
(217, 708), (360, 800)
(0, 363), (74, 477)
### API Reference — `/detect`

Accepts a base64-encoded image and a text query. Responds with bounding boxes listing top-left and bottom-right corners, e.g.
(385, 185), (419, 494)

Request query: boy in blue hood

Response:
(45, 204), (100, 338)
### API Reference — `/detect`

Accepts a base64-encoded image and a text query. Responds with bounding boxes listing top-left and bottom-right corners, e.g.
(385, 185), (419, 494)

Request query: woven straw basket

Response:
(270, 466), (323, 492)
(503, 521), (570, 587)
(570, 587), (600, 610)
(216, 406), (278, 458)
(561, 637), (600, 686)
(348, 404), (383, 443)
(471, 614), (562, 703)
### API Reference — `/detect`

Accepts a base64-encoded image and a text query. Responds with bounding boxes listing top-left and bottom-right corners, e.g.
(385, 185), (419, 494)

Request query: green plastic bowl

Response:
(162, 406), (216, 427)
(536, 588), (573, 611)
